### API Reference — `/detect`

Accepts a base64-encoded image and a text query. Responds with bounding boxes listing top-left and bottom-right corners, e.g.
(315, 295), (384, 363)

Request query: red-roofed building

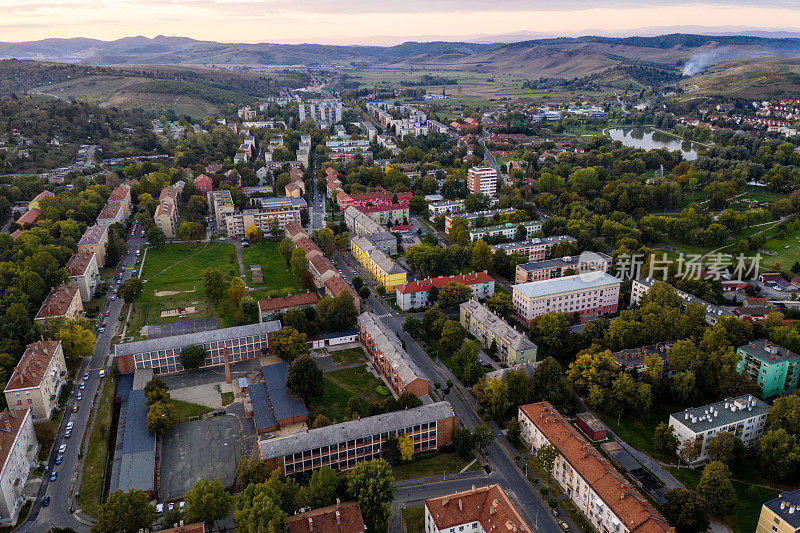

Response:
(4, 341), (66, 422)
(194, 174), (213, 194)
(519, 402), (673, 533)
(0, 408), (38, 524)
(258, 292), (318, 321)
(34, 284), (83, 323)
(325, 276), (360, 312)
(15, 208), (41, 228)
(107, 184), (132, 218)
(395, 272), (495, 311)
(78, 224), (109, 267)
(308, 255), (338, 288)
(285, 501), (365, 533)
(9, 230), (22, 241)
(158, 522), (205, 533)
(336, 186), (411, 211)
(66, 251), (100, 301)
(96, 202), (125, 227)
(425, 484), (530, 533)
(28, 190), (54, 210)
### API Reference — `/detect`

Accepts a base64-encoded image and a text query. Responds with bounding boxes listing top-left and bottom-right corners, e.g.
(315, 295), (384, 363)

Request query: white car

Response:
(65, 422), (74, 431)
(58, 444), (67, 454)
(99, 369), (106, 378)
(156, 503), (164, 515)
(179, 501), (186, 511)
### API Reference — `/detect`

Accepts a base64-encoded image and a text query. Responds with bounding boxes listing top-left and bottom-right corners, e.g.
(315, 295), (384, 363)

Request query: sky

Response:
(3, 1), (800, 44)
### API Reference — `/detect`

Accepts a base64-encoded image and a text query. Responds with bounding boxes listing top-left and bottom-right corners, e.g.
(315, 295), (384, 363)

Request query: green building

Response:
(736, 339), (800, 398)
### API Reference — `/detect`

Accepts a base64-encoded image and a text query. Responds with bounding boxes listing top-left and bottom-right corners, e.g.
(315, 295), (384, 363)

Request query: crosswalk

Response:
(375, 313), (392, 319)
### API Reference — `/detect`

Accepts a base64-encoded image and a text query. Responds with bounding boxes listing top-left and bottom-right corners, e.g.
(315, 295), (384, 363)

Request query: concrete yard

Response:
(159, 415), (242, 501)
(143, 317), (219, 339)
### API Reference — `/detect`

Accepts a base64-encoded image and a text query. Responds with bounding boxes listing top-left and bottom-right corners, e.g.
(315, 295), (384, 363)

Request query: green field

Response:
(241, 241), (304, 297)
(596, 400), (686, 463)
(759, 225), (800, 267)
(311, 365), (389, 422)
(392, 451), (479, 481)
(127, 242), (237, 339)
(330, 348), (366, 366)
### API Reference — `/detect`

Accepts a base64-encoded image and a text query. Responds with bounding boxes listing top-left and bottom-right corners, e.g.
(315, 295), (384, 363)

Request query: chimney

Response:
(308, 517), (314, 531)
(459, 499), (463, 511)
(336, 510), (341, 524)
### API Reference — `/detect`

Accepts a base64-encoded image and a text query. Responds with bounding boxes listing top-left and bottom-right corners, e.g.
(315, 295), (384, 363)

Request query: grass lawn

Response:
(78, 374), (117, 517)
(172, 398), (213, 424)
(329, 348), (366, 366)
(669, 467), (778, 533)
(392, 451), (479, 481)
(241, 241), (303, 297)
(311, 365), (388, 422)
(401, 505), (425, 533)
(760, 225), (800, 267)
(595, 401), (684, 463)
(221, 392), (234, 406)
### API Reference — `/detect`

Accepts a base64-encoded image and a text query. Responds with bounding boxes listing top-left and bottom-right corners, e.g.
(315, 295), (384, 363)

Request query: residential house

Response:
(515, 252), (612, 284)
(154, 201), (178, 238)
(34, 284), (83, 323)
(285, 501), (365, 533)
(324, 276), (360, 312)
(395, 272), (495, 311)
(78, 225), (109, 267)
(460, 299), (537, 366)
(350, 237), (406, 290)
(107, 184), (132, 218)
(258, 292), (318, 322)
(96, 202), (125, 227)
(65, 251), (100, 301)
(4, 341), (67, 422)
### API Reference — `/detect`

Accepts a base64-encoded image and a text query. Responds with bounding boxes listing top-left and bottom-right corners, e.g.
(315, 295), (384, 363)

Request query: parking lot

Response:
(159, 415), (242, 501)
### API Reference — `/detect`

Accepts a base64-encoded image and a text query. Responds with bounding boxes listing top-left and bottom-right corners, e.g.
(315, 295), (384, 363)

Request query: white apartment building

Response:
(425, 484), (531, 533)
(468, 220), (543, 242)
(519, 402), (672, 533)
(0, 409), (38, 526)
(207, 189), (235, 227)
(66, 251), (100, 301)
(467, 166), (499, 197)
(4, 341), (67, 422)
(299, 99), (343, 127)
(395, 273), (495, 311)
(668, 395), (769, 465)
(224, 197), (307, 238)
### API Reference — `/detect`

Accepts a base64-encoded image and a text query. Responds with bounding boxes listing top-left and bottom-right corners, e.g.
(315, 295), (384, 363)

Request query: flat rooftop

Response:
(512, 272), (621, 300)
(670, 394), (769, 433)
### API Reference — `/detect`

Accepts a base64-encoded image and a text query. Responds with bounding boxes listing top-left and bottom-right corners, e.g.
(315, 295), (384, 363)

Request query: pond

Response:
(607, 127), (701, 160)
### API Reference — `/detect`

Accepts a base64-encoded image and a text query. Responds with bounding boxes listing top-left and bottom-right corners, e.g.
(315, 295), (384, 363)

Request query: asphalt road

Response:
(21, 228), (146, 533)
(335, 249), (562, 533)
(308, 152), (325, 232)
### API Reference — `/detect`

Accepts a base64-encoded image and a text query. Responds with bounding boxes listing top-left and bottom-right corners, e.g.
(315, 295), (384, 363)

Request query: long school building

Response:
(259, 402), (454, 475)
(114, 321), (281, 374)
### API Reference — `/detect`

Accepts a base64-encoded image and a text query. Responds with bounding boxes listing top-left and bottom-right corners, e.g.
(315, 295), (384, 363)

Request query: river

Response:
(607, 127), (701, 161)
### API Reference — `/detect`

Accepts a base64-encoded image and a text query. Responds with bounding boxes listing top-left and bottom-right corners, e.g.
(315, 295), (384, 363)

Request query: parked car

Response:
(77, 392), (82, 401)
(55, 455), (62, 465)
(58, 444), (66, 454)
(42, 496), (50, 507)
(84, 372), (90, 380)
(99, 369), (106, 378)
(66, 422), (74, 431)
(99, 327), (105, 333)
(156, 503), (164, 515)
(558, 520), (570, 532)
(64, 430), (71, 439)
(79, 382), (86, 390)
(72, 405), (79, 413)
(50, 471), (57, 482)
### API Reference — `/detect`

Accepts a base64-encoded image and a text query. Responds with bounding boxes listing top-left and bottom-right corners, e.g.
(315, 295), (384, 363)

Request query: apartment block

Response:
(443, 208), (519, 232)
(298, 99), (343, 127)
(224, 197), (306, 238)
(0, 409), (38, 526)
(34, 284), (83, 323)
(512, 272), (621, 326)
(467, 166), (498, 197)
(468, 220), (542, 242)
(425, 484), (531, 533)
(428, 199), (465, 219)
(154, 200), (177, 238)
(114, 320), (281, 375)
(4, 341), (66, 423)
(736, 339), (800, 398)
(358, 312), (429, 397)
(350, 236), (406, 290)
(77, 224), (109, 267)
(96, 201), (125, 227)
(194, 174), (213, 194)
(343, 206), (398, 254)
(107, 184), (132, 218)
(519, 402), (673, 533)
(207, 189), (235, 227)
(631, 278), (732, 325)
(492, 235), (577, 262)
(336, 186), (411, 211)
(668, 395), (769, 465)
(324, 277), (360, 312)
(757, 490), (800, 533)
(395, 272), (495, 311)
(516, 252), (612, 284)
(258, 401), (454, 475)
(308, 255), (338, 288)
(66, 251), (100, 301)
(460, 299), (537, 366)
(357, 203), (409, 227)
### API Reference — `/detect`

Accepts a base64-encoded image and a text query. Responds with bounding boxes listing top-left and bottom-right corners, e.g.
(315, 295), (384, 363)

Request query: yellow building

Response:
(350, 236), (406, 290)
(757, 490), (800, 533)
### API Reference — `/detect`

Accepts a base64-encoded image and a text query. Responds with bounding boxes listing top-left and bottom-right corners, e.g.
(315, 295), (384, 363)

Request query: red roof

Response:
(258, 292), (318, 313)
(194, 174), (213, 190)
(285, 501), (365, 533)
(16, 208), (41, 227)
(426, 484), (530, 532)
(5, 341), (62, 391)
(356, 203), (409, 214)
(97, 202), (123, 220)
(0, 410), (28, 472)
(35, 284), (80, 320)
(396, 272), (494, 295)
(78, 224), (108, 246)
(66, 251), (96, 276)
(108, 185), (131, 203)
(10, 229), (23, 240)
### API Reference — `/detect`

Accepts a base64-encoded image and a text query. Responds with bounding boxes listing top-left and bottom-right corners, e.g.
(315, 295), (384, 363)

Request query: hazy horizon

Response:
(3, 1), (800, 46)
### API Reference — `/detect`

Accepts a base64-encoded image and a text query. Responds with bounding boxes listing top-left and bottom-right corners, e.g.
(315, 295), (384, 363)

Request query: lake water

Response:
(607, 128), (700, 161)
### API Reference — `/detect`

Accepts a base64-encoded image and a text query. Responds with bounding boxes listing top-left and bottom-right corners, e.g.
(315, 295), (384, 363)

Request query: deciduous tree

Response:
(92, 489), (158, 533)
(202, 267), (226, 303)
(229, 276), (246, 306)
(346, 460), (395, 531)
(286, 355), (324, 402)
(662, 488), (710, 533)
(184, 478), (233, 530)
(398, 434), (414, 462)
(119, 278), (143, 304)
(271, 327), (309, 362)
(180, 345), (207, 370)
(696, 461), (737, 517)
(438, 282), (473, 309)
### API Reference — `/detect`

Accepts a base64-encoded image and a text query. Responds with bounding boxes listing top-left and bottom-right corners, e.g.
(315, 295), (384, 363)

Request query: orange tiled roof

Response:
(154, 201), (176, 218)
(309, 254), (335, 275)
(284, 222), (306, 238)
(285, 501), (365, 533)
(426, 484), (531, 532)
(65, 251), (95, 276)
(30, 190), (54, 204)
(16, 208), (41, 227)
(4, 341), (62, 391)
(325, 276), (358, 300)
(0, 410), (28, 472)
(519, 403), (673, 533)
(258, 292), (318, 313)
(108, 185), (131, 203)
(97, 201), (123, 220)
(78, 224), (108, 246)
(296, 237), (322, 257)
(35, 284), (79, 320)
(396, 272), (494, 295)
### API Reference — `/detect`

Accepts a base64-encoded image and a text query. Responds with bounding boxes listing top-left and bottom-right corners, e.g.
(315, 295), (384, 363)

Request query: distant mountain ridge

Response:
(2, 34), (800, 78)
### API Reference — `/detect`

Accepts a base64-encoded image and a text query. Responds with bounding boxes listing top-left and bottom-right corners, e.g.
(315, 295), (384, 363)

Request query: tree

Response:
(767, 392), (800, 436)
(92, 489), (158, 533)
(536, 443), (559, 482)
(240, 295), (259, 322)
(696, 461), (737, 517)
(486, 292), (513, 318)
(471, 240), (494, 272)
(311, 414), (331, 429)
(180, 345), (208, 370)
(679, 436), (703, 465)
(454, 427), (476, 459)
(229, 276), (246, 306)
(146, 400), (176, 435)
(347, 460), (395, 531)
(271, 327), (309, 362)
(144, 377), (167, 398)
(438, 282), (473, 309)
(54, 320), (95, 362)
(531, 357), (570, 406)
(473, 425), (493, 451)
(236, 457), (272, 488)
(706, 431), (744, 465)
(757, 428), (800, 480)
(653, 422), (679, 456)
(245, 224), (263, 244)
(662, 489), (710, 533)
(290, 247), (308, 277)
(423, 305), (446, 337)
(178, 221), (196, 241)
(307, 466), (339, 508)
(184, 478), (233, 530)
(440, 320), (466, 352)
(202, 267), (226, 303)
(398, 434), (414, 462)
(234, 481), (288, 533)
(278, 238), (295, 265)
(147, 226), (166, 248)
(484, 376), (509, 419)
(358, 285), (371, 299)
(402, 317), (423, 338)
(506, 417), (522, 445)
(286, 355), (324, 402)
(119, 278), (143, 304)
(351, 276), (364, 291)
(397, 391), (423, 410)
